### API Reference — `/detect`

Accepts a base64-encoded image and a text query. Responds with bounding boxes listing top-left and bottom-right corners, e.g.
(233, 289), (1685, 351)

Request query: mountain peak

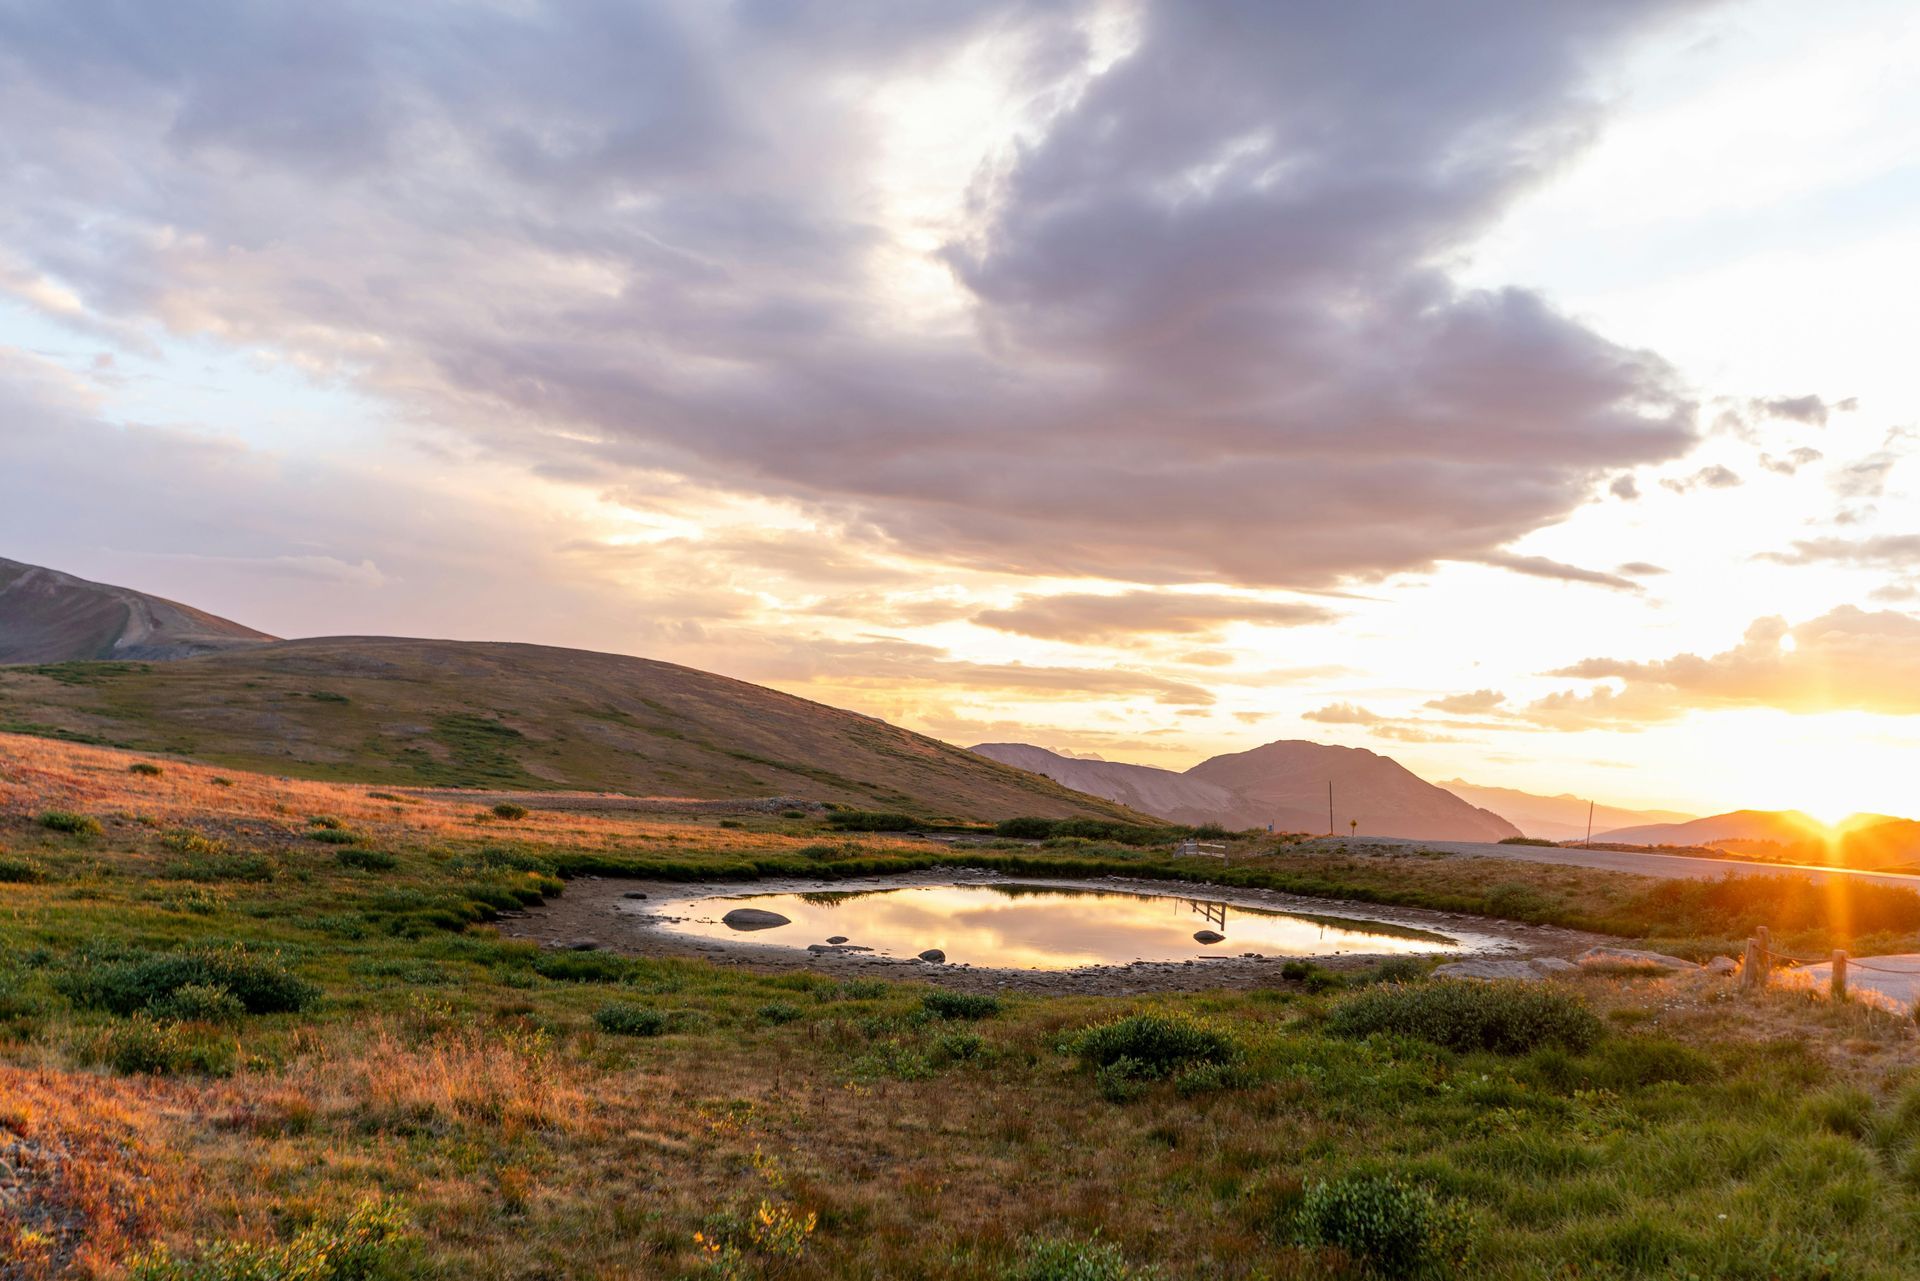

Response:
(0, 557), (274, 664)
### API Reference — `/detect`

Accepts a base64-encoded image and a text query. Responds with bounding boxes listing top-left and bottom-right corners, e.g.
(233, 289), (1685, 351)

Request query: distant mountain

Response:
(1439, 779), (1695, 843)
(1593, 810), (1829, 848)
(974, 739), (1522, 841)
(1187, 741), (1521, 841)
(0, 557), (273, 663)
(971, 743), (1258, 828)
(1594, 809), (1920, 870)
(0, 633), (1143, 822)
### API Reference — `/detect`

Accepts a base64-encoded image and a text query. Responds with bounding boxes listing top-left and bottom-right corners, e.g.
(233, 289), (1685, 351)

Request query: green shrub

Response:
(210, 777), (234, 788)
(154, 983), (247, 1025)
(1498, 836), (1557, 847)
(309, 828), (360, 846)
(922, 990), (1001, 1020)
(309, 815), (346, 829)
(932, 1029), (987, 1064)
(1280, 959), (1345, 993)
(60, 945), (319, 1016)
(39, 811), (101, 837)
(758, 1002), (803, 1025)
(825, 810), (922, 832)
(0, 856), (47, 883)
(336, 848), (399, 872)
(163, 852), (276, 883)
(491, 803), (529, 820)
(1326, 981), (1602, 1056)
(1174, 1061), (1251, 1097)
(128, 1200), (411, 1280)
(1294, 1173), (1471, 1278)
(163, 830), (229, 857)
(129, 761), (164, 777)
(594, 1004), (668, 1037)
(1069, 1012), (1239, 1080)
(1004, 1233), (1155, 1281)
(97, 1014), (234, 1077)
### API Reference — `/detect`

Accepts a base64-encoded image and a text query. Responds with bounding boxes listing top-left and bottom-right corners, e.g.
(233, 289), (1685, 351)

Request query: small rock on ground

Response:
(1578, 946), (1696, 972)
(918, 948), (947, 963)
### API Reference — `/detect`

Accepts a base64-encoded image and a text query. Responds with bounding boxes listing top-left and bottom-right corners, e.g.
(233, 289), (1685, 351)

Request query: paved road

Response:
(1302, 835), (1920, 893)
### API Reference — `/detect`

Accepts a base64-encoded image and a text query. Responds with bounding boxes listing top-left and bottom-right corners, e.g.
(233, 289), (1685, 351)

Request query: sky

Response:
(2, 0), (1917, 822)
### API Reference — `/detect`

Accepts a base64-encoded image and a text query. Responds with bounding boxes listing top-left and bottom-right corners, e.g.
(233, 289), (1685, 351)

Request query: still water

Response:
(646, 882), (1460, 970)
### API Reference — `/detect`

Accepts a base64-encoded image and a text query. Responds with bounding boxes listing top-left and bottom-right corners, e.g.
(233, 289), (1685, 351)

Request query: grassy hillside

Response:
(4, 736), (1920, 1278)
(0, 636), (1145, 823)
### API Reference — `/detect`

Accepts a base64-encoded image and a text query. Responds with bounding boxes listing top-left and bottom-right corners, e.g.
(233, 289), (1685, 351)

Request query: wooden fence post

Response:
(1742, 937), (1762, 991)
(1755, 926), (1772, 985)
(1831, 950), (1848, 1002)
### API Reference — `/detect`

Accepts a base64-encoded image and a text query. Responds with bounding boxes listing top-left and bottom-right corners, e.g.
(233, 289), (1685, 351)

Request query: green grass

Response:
(6, 747), (1920, 1278)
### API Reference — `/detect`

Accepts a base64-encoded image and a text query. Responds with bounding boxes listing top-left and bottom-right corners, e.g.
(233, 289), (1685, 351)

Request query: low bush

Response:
(309, 828), (361, 846)
(825, 810), (922, 832)
(128, 1200), (411, 1281)
(1004, 1233), (1156, 1281)
(95, 1014), (235, 1076)
(594, 1004), (668, 1037)
(1326, 981), (1603, 1055)
(0, 856), (47, 883)
(1293, 1173), (1471, 1278)
(129, 761), (164, 777)
(1069, 1012), (1239, 1080)
(336, 848), (399, 872)
(60, 945), (320, 1016)
(491, 803), (529, 820)
(163, 853), (276, 883)
(162, 829), (229, 857)
(758, 1002), (803, 1025)
(1280, 959), (1345, 993)
(922, 990), (1001, 1020)
(39, 810), (101, 837)
(1498, 836), (1558, 847)
(153, 982), (247, 1025)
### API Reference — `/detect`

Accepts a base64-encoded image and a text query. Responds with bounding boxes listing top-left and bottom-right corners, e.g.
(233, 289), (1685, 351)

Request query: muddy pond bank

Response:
(499, 868), (1609, 995)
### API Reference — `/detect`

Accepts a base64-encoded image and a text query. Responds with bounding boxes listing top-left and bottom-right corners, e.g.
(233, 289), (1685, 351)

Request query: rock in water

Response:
(826, 935), (849, 944)
(918, 948), (947, 963)
(622, 891), (649, 900)
(722, 908), (792, 930)
(1193, 930), (1225, 944)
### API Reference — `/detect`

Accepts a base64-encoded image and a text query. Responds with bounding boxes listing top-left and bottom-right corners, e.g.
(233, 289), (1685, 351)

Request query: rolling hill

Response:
(975, 740), (1523, 841)
(0, 557), (273, 663)
(0, 634), (1145, 822)
(1438, 779), (1695, 842)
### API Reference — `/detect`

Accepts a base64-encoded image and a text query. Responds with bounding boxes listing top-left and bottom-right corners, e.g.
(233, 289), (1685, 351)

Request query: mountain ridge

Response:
(0, 557), (274, 663)
(974, 740), (1522, 841)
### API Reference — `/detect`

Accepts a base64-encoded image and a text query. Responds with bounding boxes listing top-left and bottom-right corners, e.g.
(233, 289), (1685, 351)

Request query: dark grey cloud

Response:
(972, 591), (1335, 643)
(1757, 534), (1920, 570)
(1751, 394), (1854, 426)
(0, 0), (1708, 591)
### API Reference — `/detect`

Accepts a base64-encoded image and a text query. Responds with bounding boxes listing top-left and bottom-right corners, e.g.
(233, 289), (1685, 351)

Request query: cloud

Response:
(1529, 606), (1920, 724)
(1831, 453), (1899, 500)
(1372, 724), (1467, 744)
(1660, 463), (1741, 494)
(1610, 474), (1641, 500)
(1756, 534), (1920, 570)
(0, 0), (1703, 592)
(1615, 561), (1667, 576)
(1472, 552), (1642, 591)
(1758, 446), (1823, 476)
(1303, 702), (1382, 725)
(1425, 689), (1507, 713)
(972, 591), (1336, 642)
(1751, 394), (1851, 426)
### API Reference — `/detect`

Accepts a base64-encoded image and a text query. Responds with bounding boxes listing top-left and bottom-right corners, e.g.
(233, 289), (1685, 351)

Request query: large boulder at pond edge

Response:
(918, 948), (947, 963)
(722, 908), (792, 931)
(1193, 930), (1225, 944)
(1577, 946), (1696, 972)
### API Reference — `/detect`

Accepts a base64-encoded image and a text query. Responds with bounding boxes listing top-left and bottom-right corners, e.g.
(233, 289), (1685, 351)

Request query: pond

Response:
(642, 881), (1462, 970)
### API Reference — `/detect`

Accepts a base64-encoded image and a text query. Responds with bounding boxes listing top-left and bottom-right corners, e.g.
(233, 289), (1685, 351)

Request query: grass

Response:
(3, 732), (1920, 1277)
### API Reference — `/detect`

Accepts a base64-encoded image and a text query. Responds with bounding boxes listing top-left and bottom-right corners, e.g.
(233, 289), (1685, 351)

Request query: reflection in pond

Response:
(648, 882), (1459, 970)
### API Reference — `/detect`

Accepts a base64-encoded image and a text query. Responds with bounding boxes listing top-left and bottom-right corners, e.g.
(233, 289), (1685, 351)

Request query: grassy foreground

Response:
(4, 734), (1920, 1279)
